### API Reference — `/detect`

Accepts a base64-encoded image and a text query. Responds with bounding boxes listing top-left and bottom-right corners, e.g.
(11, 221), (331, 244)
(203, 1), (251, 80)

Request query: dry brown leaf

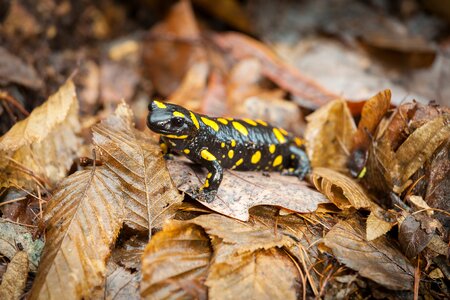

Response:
(0, 80), (81, 190)
(0, 250), (28, 300)
(90, 261), (140, 300)
(391, 114), (450, 193)
(29, 167), (125, 299)
(189, 213), (295, 254)
(0, 46), (43, 89)
(305, 99), (356, 172)
(324, 217), (415, 291)
(142, 0), (206, 97)
(366, 211), (394, 241)
(167, 160), (329, 221)
(398, 214), (434, 258)
(206, 246), (300, 300)
(311, 167), (372, 209)
(213, 32), (338, 108)
(140, 220), (211, 300)
(92, 102), (182, 233)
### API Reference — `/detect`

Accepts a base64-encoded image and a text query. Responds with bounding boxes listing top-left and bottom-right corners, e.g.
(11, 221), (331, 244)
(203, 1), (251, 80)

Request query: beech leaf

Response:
(140, 221), (211, 300)
(168, 160), (329, 221)
(206, 247), (300, 300)
(92, 102), (183, 233)
(324, 217), (415, 291)
(0, 80), (81, 190)
(29, 167), (125, 299)
(366, 211), (394, 241)
(0, 250), (29, 300)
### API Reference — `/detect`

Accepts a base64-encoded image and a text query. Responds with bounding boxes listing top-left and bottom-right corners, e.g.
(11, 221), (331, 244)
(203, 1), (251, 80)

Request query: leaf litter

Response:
(0, 0), (449, 299)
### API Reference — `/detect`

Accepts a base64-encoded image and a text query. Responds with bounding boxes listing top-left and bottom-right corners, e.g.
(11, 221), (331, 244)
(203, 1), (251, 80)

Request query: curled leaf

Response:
(311, 167), (372, 209)
(0, 250), (28, 300)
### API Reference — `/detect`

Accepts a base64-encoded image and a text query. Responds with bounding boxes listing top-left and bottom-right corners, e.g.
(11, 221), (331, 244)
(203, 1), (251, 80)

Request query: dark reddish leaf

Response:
(399, 214), (434, 258)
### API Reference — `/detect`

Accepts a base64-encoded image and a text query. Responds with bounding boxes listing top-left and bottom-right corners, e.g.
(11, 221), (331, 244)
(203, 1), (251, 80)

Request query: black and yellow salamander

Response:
(147, 100), (311, 202)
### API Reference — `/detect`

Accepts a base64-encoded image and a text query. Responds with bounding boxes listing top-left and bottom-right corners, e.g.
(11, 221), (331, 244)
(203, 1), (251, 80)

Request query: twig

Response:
(0, 91), (29, 116)
(414, 257), (420, 300)
(0, 197), (27, 207)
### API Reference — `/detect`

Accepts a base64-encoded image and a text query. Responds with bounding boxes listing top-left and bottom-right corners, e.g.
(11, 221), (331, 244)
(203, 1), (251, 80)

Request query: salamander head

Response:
(147, 100), (198, 139)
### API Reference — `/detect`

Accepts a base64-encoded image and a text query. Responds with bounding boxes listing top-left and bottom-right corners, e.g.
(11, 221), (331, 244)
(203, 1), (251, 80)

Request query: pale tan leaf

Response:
(206, 247), (300, 300)
(391, 114), (450, 193)
(305, 99), (356, 172)
(408, 195), (431, 213)
(366, 211), (394, 241)
(0, 80), (81, 190)
(168, 160), (329, 221)
(92, 102), (183, 233)
(140, 220), (211, 300)
(29, 167), (125, 300)
(324, 217), (415, 291)
(189, 213), (294, 254)
(311, 167), (373, 209)
(0, 251), (28, 300)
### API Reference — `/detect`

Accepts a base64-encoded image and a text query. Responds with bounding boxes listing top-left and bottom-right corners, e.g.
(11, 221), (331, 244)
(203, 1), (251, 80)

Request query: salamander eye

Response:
(170, 117), (184, 127)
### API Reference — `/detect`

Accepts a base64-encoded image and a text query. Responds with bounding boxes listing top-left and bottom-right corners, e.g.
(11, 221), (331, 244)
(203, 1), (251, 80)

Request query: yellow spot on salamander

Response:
(201, 117), (219, 132)
(207, 173), (212, 179)
(236, 158), (243, 166)
(358, 166), (367, 179)
(203, 179), (210, 188)
(217, 118), (228, 125)
(243, 118), (257, 126)
(294, 137), (303, 146)
(160, 143), (168, 154)
(164, 134), (188, 139)
(232, 121), (248, 136)
(183, 149), (190, 154)
(256, 119), (268, 126)
(201, 149), (216, 161)
(221, 142), (225, 148)
(173, 111), (185, 118)
(269, 144), (276, 154)
(226, 117), (234, 121)
(154, 100), (166, 109)
(251, 151), (261, 164)
(228, 149), (234, 159)
(190, 111), (199, 130)
(290, 154), (295, 159)
(273, 128), (286, 143)
(273, 155), (283, 167)
(279, 128), (288, 135)
(231, 140), (236, 147)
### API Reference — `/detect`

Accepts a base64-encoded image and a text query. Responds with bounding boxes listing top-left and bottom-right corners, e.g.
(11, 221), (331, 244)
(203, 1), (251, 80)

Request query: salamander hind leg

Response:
(282, 145), (311, 180)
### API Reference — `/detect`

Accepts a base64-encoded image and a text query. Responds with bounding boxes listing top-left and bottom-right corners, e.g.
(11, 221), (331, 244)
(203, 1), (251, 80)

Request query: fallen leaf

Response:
(0, 219), (44, 272)
(140, 220), (211, 300)
(189, 213), (295, 253)
(366, 211), (394, 241)
(100, 60), (140, 105)
(206, 246), (300, 300)
(399, 214), (434, 258)
(111, 236), (147, 270)
(391, 114), (450, 193)
(167, 160), (329, 221)
(0, 46), (43, 89)
(29, 167), (125, 300)
(213, 32), (338, 108)
(305, 99), (356, 172)
(407, 195), (431, 213)
(91, 261), (140, 300)
(0, 250), (28, 300)
(324, 217), (415, 291)
(142, 0), (206, 96)
(310, 167), (372, 209)
(0, 80), (81, 190)
(92, 102), (182, 233)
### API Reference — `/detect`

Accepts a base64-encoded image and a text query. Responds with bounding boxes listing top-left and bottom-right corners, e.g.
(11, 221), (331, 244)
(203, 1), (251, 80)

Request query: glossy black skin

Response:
(147, 100), (310, 202)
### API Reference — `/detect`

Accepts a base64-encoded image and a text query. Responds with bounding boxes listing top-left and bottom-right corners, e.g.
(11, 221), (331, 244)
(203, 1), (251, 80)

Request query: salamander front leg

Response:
(196, 150), (223, 203)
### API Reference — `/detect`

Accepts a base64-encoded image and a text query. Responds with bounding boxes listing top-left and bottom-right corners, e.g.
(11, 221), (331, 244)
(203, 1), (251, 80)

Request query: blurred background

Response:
(1, 0), (450, 135)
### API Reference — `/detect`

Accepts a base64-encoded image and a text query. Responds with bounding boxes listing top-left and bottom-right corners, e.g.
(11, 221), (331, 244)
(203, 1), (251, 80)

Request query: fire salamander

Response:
(147, 100), (311, 203)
